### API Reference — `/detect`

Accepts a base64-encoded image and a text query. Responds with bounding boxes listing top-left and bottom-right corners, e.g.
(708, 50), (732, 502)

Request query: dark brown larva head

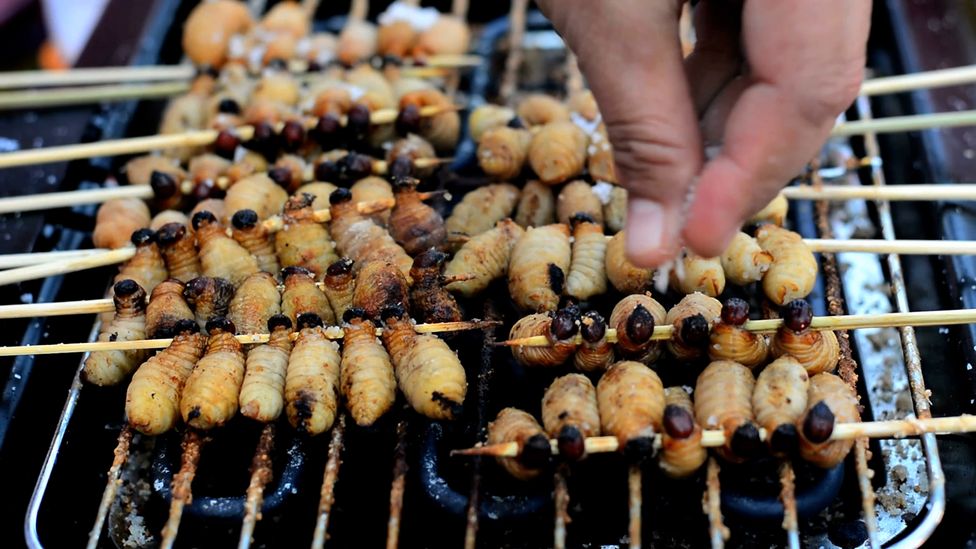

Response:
(246, 121), (279, 160)
(342, 307), (369, 323)
(267, 314), (293, 332)
(326, 257), (354, 277)
(266, 57), (288, 71)
(296, 313), (324, 330)
(547, 264), (565, 295)
(556, 425), (586, 462)
(206, 316), (236, 334)
(346, 104), (371, 142)
(343, 153), (373, 181)
(217, 97), (241, 114)
(549, 306), (580, 341)
(113, 279), (142, 298)
(625, 304), (655, 344)
(150, 170), (179, 199)
(380, 303), (409, 323)
(155, 222), (187, 247)
(802, 401), (836, 443)
(662, 404), (695, 439)
(770, 424), (800, 456)
(679, 314), (710, 347)
(568, 212), (596, 228)
(284, 192), (315, 210)
(268, 166), (294, 189)
(721, 298), (750, 326)
(184, 276), (236, 307)
(231, 209), (259, 230)
(130, 228), (156, 247)
(506, 116), (525, 129)
(579, 311), (606, 343)
(783, 299), (814, 333)
(191, 210), (218, 231)
(395, 103), (421, 136)
(730, 423), (763, 459)
(312, 114), (341, 150)
(623, 436), (656, 464)
(281, 265), (315, 281)
(520, 433), (552, 470)
(173, 319), (200, 336)
(413, 248), (448, 269)
(214, 129), (241, 160)
(431, 391), (464, 419)
(389, 155), (414, 179)
(392, 176), (420, 191)
(314, 158), (339, 183)
(329, 188), (353, 205)
(280, 120), (306, 152)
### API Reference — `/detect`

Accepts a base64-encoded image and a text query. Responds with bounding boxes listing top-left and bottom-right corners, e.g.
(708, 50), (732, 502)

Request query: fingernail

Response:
(626, 198), (668, 263)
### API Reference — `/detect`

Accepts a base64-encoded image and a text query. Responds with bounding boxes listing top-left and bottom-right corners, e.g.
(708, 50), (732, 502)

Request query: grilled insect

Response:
(477, 126), (531, 180)
(281, 266), (335, 326)
(557, 180), (604, 227)
(352, 259), (411, 318)
(602, 185), (627, 233)
(659, 387), (708, 478)
(610, 293), (667, 362)
(156, 223), (202, 282)
(753, 356), (809, 456)
(193, 211), (260, 287)
(184, 276), (236, 333)
(799, 373), (859, 468)
(398, 88), (460, 153)
(770, 299), (840, 375)
(285, 314), (342, 435)
(116, 229), (168, 294)
(275, 193), (339, 278)
(666, 292), (722, 361)
(329, 189), (413, 281)
(514, 180), (555, 228)
(695, 360), (761, 463)
(389, 177), (446, 255)
(180, 318), (246, 430)
(123, 154), (185, 187)
(296, 182), (338, 211)
(508, 223), (571, 312)
(597, 361), (665, 460)
(381, 305), (467, 420)
(444, 183), (520, 243)
(444, 219), (524, 298)
(93, 198), (151, 250)
(721, 232), (773, 286)
(350, 176), (393, 226)
(125, 321), (206, 435)
(231, 209), (280, 274)
(239, 315), (294, 423)
(566, 214), (608, 300)
(322, 258), (356, 321)
(605, 231), (653, 294)
(574, 311), (614, 372)
(542, 373), (601, 462)
(84, 280), (149, 386)
(756, 225), (818, 306)
(387, 135), (436, 178)
(528, 122), (588, 186)
(749, 193), (788, 227)
(487, 407), (551, 480)
(517, 94), (570, 127)
(223, 172), (289, 225)
(468, 104), (516, 142)
(671, 251), (725, 297)
(587, 124), (617, 183)
(409, 250), (462, 324)
(228, 271), (281, 335)
(150, 209), (190, 232)
(146, 279), (194, 339)
(510, 307), (580, 368)
(708, 298), (768, 369)
(340, 309), (396, 427)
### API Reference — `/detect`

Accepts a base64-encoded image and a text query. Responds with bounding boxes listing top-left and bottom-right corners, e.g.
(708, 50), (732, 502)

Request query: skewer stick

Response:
(386, 417), (409, 549)
(0, 185), (152, 214)
(86, 426), (133, 549)
(860, 64), (976, 96)
(0, 247), (136, 288)
(0, 249), (109, 269)
(783, 184), (976, 202)
(0, 65), (196, 90)
(160, 430), (204, 549)
(0, 82), (189, 111)
(803, 238), (976, 255)
(553, 465), (570, 549)
(499, 0), (529, 102)
(312, 414), (346, 549)
(628, 466), (643, 549)
(239, 424), (276, 549)
(705, 458), (729, 549)
(831, 110), (976, 137)
(779, 462), (800, 549)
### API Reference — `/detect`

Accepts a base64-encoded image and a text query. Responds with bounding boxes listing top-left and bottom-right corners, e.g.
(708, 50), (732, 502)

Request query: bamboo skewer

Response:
(705, 458), (729, 549)
(0, 247), (137, 287)
(0, 249), (108, 269)
(628, 466), (643, 549)
(779, 462), (800, 549)
(161, 431), (205, 549)
(238, 424), (276, 549)
(311, 414), (346, 549)
(803, 238), (976, 255)
(87, 426), (133, 549)
(784, 183), (976, 202)
(860, 64), (976, 96)
(831, 110), (976, 137)
(0, 65), (196, 90)
(499, 0), (529, 102)
(0, 82), (189, 111)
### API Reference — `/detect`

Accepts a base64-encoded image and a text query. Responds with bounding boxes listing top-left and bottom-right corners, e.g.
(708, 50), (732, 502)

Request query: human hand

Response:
(536, 0), (871, 267)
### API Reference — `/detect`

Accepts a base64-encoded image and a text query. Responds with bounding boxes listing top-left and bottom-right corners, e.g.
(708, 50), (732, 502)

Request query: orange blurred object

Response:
(38, 40), (70, 70)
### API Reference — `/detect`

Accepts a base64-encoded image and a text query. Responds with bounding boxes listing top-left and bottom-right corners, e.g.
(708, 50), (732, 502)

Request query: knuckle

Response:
(604, 117), (693, 198)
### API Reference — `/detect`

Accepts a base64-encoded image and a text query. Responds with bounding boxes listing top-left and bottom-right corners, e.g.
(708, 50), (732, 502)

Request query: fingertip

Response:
(681, 157), (760, 257)
(625, 197), (681, 268)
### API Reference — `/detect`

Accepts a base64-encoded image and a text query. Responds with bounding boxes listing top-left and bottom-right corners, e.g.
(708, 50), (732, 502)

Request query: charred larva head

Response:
(206, 316), (236, 334)
(623, 436), (656, 464)
(556, 425), (586, 462)
(327, 257), (354, 276)
(267, 314), (293, 332)
(328, 188), (353, 205)
(783, 299), (813, 333)
(662, 404), (695, 439)
(770, 424), (800, 456)
(506, 116), (525, 129)
(568, 212), (596, 229)
(547, 264), (565, 295)
(173, 318), (200, 336)
(191, 210), (218, 231)
(284, 191), (315, 210)
(625, 304), (655, 344)
(130, 228), (156, 247)
(431, 391), (464, 419)
(231, 209), (260, 229)
(246, 121), (279, 160)
(802, 401), (836, 443)
(150, 170), (179, 199)
(345, 104), (371, 142)
(280, 120), (306, 152)
(342, 153), (373, 181)
(413, 248), (448, 269)
(392, 175), (420, 191)
(214, 130), (240, 160)
(579, 311), (606, 343)
(678, 314), (710, 347)
(155, 222), (187, 247)
(395, 103), (421, 136)
(281, 265), (315, 281)
(721, 298), (750, 326)
(314, 158), (339, 182)
(296, 313), (324, 330)
(217, 97), (241, 114)
(184, 276), (235, 305)
(730, 423), (763, 459)
(380, 303), (409, 323)
(113, 279), (143, 298)
(389, 155), (413, 179)
(520, 433), (552, 470)
(342, 307), (369, 323)
(268, 166), (294, 189)
(312, 115), (342, 150)
(549, 305), (580, 342)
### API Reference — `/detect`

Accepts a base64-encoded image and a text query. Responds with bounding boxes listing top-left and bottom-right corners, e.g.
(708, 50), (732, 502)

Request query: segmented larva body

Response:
(671, 252), (725, 297)
(123, 154), (185, 187)
(399, 88), (460, 153)
(353, 261), (410, 320)
(389, 179), (447, 255)
(409, 251), (462, 324)
(468, 104), (516, 142)
(156, 223), (202, 282)
(487, 408), (549, 481)
(146, 279), (194, 339)
(508, 223), (571, 312)
(557, 181), (604, 227)
(477, 126), (531, 180)
(159, 92), (206, 162)
(444, 219), (524, 298)
(126, 327), (207, 435)
(184, 276), (236, 333)
(587, 124), (617, 183)
(150, 210), (190, 232)
(666, 293), (722, 361)
(180, 321), (246, 430)
(189, 153), (231, 187)
(381, 312), (467, 420)
(330, 191), (413, 281)
(574, 311), (614, 372)
(341, 316), (396, 427)
(297, 182), (338, 212)
(753, 356), (810, 456)
(281, 267), (335, 326)
(322, 258), (355, 321)
(799, 373), (859, 468)
(596, 361), (665, 450)
(285, 322), (342, 435)
(93, 198), (151, 250)
(194, 211), (259, 287)
(116, 229), (168, 294)
(84, 281), (149, 386)
(749, 193), (788, 227)
(566, 217), (608, 300)
(223, 173), (289, 226)
(770, 326), (840, 375)
(514, 180), (555, 228)
(708, 323), (769, 369)
(272, 155), (306, 193)
(517, 94), (570, 127)
(721, 232), (773, 286)
(605, 231), (653, 295)
(602, 185), (627, 234)
(444, 183), (520, 243)
(610, 293), (667, 362)
(510, 308), (580, 368)
(274, 194), (339, 279)
(528, 122), (588, 186)
(239, 318), (293, 423)
(694, 360), (759, 463)
(542, 374), (601, 460)
(228, 272), (281, 335)
(230, 209), (280, 274)
(350, 176), (392, 226)
(756, 225), (818, 306)
(659, 387), (707, 478)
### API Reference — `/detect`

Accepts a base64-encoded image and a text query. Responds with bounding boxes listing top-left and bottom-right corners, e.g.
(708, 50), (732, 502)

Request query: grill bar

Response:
(312, 414), (346, 549)
(239, 423), (276, 549)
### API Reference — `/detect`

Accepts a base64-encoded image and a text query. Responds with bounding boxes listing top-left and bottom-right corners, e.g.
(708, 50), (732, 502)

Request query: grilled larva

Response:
(610, 293), (667, 362)
(378, 18), (417, 58)
(514, 180), (556, 228)
(659, 387), (707, 478)
(541, 373), (601, 462)
(337, 19), (377, 66)
(602, 185), (627, 233)
(721, 232), (773, 286)
(122, 154), (185, 187)
(749, 193), (788, 227)
(398, 88), (460, 153)
(184, 276), (236, 333)
(670, 251), (726, 297)
(116, 229), (168, 294)
(487, 407), (551, 480)
(566, 214), (608, 301)
(387, 134), (437, 178)
(381, 305), (467, 420)
(414, 14), (470, 57)
(508, 223), (571, 312)
(557, 180), (604, 227)
(605, 232), (654, 294)
(93, 198), (151, 250)
(708, 298), (768, 369)
(296, 182), (338, 211)
(271, 156), (306, 193)
(322, 258), (355, 321)
(340, 310), (396, 427)
(389, 177), (446, 255)
(597, 361), (665, 459)
(444, 219), (524, 298)
(189, 153), (231, 188)
(694, 360), (761, 463)
(281, 266), (335, 326)
(231, 209), (280, 274)
(190, 199), (227, 228)
(353, 261), (410, 320)
(223, 173), (289, 225)
(146, 279), (194, 339)
(150, 210), (190, 232)
(182, 0), (253, 68)
(753, 356), (809, 456)
(180, 318), (245, 430)
(193, 211), (260, 287)
(285, 314), (342, 435)
(409, 250), (462, 324)
(156, 223), (202, 282)
(159, 92), (207, 162)
(756, 225), (818, 306)
(84, 280), (148, 386)
(517, 94), (570, 127)
(574, 311), (614, 372)
(228, 272), (281, 336)
(444, 183), (520, 244)
(510, 307), (580, 368)
(770, 324), (840, 375)
(275, 193), (339, 278)
(587, 123), (617, 183)
(239, 315), (293, 423)
(468, 104), (516, 142)
(528, 122), (588, 186)
(666, 292), (722, 361)
(350, 176), (393, 226)
(799, 373), (859, 468)
(329, 189), (413, 281)
(477, 126), (531, 180)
